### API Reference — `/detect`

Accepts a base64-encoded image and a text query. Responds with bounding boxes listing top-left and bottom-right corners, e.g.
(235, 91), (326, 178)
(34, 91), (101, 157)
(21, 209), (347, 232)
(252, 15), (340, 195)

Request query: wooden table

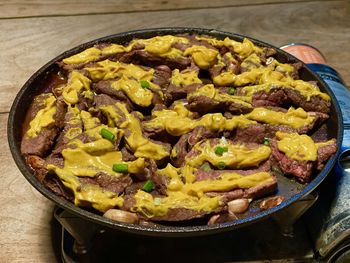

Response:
(1, 0), (349, 261)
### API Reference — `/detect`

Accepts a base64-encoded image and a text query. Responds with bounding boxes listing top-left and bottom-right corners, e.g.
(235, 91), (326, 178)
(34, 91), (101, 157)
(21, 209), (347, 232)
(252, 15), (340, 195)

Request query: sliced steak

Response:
(21, 93), (66, 156)
(165, 83), (202, 102)
(249, 87), (331, 114)
(149, 208), (209, 222)
(21, 128), (58, 157)
(171, 126), (216, 167)
(153, 65), (172, 88)
(171, 133), (190, 168)
(270, 139), (313, 183)
(187, 94), (252, 115)
(120, 50), (191, 70)
(234, 124), (266, 144)
(252, 89), (290, 108)
(187, 126), (216, 146)
(79, 173), (132, 195)
(316, 139), (337, 170)
(284, 88), (331, 114)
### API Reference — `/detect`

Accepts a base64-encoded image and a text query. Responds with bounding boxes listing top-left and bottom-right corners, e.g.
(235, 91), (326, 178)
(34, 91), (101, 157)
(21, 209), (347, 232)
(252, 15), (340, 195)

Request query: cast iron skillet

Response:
(8, 27), (343, 237)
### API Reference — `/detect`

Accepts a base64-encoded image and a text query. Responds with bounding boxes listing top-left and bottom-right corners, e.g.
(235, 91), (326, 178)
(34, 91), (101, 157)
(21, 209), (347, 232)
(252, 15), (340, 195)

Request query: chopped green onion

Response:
(140, 80), (150, 89)
(217, 161), (226, 170)
(142, 180), (155, 192)
(263, 137), (270, 145)
(202, 162), (212, 172)
(228, 88), (236, 95)
(100, 128), (115, 142)
(154, 197), (162, 205)
(112, 163), (128, 173)
(215, 146), (228, 156)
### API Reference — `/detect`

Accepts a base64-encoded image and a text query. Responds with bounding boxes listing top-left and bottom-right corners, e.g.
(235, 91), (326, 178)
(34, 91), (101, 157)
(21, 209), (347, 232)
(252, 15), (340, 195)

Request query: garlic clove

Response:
(103, 209), (139, 224)
(227, 198), (251, 215)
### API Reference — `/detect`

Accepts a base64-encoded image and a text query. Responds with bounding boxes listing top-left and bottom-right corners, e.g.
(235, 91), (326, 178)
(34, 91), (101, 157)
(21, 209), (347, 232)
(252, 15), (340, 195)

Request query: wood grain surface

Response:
(1, 0), (349, 262)
(0, 0), (327, 18)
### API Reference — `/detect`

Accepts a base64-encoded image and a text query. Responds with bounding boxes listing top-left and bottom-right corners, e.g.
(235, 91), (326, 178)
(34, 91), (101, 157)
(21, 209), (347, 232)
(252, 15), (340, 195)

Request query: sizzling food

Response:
(21, 34), (336, 225)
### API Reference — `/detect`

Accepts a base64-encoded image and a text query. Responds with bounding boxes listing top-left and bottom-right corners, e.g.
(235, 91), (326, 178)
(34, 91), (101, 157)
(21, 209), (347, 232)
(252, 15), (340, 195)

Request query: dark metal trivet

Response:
(53, 163), (350, 263)
(54, 193), (318, 263)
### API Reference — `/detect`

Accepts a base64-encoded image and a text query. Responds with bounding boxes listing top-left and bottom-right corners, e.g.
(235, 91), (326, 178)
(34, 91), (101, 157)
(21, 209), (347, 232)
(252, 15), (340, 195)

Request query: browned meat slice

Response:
(171, 126), (216, 167)
(251, 89), (290, 108)
(209, 52), (240, 79)
(249, 87), (331, 114)
(21, 129), (58, 157)
(119, 49), (191, 70)
(234, 123), (297, 144)
(196, 160), (271, 182)
(152, 65), (172, 88)
(80, 173), (132, 195)
(122, 194), (217, 222)
(165, 83), (202, 102)
(171, 133), (190, 168)
(187, 126), (216, 146)
(149, 208), (208, 222)
(234, 124), (266, 144)
(21, 94), (66, 157)
(26, 155), (73, 201)
(270, 138), (336, 183)
(201, 161), (276, 203)
(316, 139), (337, 170)
(187, 93), (253, 115)
(284, 89), (331, 114)
(270, 139), (313, 183)
(259, 47), (277, 62)
(93, 80), (130, 102)
(93, 79), (162, 107)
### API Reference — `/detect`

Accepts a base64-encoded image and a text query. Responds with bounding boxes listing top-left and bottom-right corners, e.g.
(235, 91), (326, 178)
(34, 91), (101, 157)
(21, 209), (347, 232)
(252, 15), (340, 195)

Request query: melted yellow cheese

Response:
(134, 35), (188, 59)
(47, 165), (124, 212)
(187, 84), (252, 107)
(62, 71), (91, 104)
(245, 107), (315, 129)
(276, 132), (317, 161)
(110, 76), (153, 107)
(186, 140), (271, 169)
(240, 76), (330, 102)
(85, 60), (154, 82)
(158, 164), (183, 191)
(171, 69), (202, 86)
(131, 168), (274, 217)
(315, 139), (335, 149)
(224, 38), (263, 58)
(131, 190), (220, 218)
(182, 171), (274, 197)
(64, 139), (145, 177)
(63, 44), (134, 65)
(26, 93), (57, 137)
(213, 66), (271, 87)
(100, 103), (170, 160)
(63, 47), (103, 65)
(101, 43), (133, 55)
(195, 37), (263, 59)
(241, 53), (262, 70)
(184, 45), (218, 69)
(145, 105), (256, 136)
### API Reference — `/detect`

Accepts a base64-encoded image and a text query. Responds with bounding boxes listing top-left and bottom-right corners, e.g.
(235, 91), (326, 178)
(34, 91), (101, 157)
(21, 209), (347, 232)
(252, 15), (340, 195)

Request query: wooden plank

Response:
(0, 113), (57, 262)
(1, 1), (349, 113)
(0, 0), (326, 18)
(3, 0), (347, 115)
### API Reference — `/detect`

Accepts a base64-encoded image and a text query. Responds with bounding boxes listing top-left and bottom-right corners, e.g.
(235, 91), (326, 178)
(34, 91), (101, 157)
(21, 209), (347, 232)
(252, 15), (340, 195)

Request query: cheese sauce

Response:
(22, 33), (336, 219)
(26, 93), (57, 137)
